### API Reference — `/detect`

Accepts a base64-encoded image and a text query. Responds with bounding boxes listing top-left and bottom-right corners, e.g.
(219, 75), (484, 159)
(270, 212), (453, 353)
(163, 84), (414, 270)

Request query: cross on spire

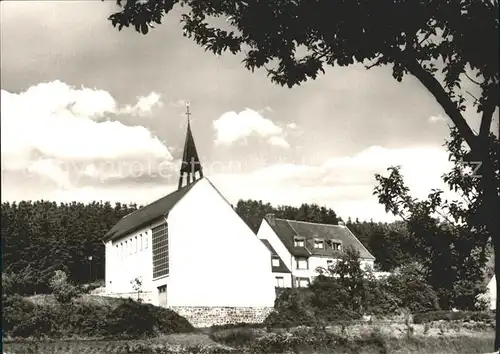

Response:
(178, 103), (203, 190)
(185, 102), (191, 124)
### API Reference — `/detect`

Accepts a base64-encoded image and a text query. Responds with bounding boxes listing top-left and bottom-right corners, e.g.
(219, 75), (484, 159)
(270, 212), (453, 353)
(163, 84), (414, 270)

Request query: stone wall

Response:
(169, 306), (274, 328)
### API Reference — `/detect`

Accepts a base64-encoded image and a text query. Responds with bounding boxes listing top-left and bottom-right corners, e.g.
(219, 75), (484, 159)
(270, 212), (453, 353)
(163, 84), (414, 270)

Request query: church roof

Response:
(103, 180), (200, 242)
(180, 121), (202, 175)
(260, 239), (291, 273)
(265, 217), (375, 260)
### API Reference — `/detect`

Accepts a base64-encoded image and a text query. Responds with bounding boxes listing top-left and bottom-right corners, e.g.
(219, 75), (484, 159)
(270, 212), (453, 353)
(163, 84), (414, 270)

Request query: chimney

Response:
(266, 213), (276, 226)
(338, 221), (345, 227)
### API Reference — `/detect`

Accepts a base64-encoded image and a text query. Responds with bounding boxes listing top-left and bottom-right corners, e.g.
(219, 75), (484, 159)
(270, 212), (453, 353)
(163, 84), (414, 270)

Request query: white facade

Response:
(104, 220), (162, 304)
(105, 178), (276, 308)
(273, 272), (293, 288)
(488, 275), (496, 310)
(257, 218), (375, 287)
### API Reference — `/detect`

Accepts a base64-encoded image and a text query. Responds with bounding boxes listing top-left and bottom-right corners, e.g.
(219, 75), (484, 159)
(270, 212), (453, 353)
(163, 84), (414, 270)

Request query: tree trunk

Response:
(480, 155), (500, 350)
(495, 238), (500, 350)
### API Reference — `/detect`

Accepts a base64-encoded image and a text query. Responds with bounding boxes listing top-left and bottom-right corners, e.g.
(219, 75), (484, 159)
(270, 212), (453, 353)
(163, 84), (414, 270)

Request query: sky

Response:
(0, 1), (492, 222)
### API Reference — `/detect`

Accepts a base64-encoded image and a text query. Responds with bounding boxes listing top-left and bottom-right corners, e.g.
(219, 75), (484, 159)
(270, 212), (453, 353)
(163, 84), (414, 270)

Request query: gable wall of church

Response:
(165, 178), (276, 308)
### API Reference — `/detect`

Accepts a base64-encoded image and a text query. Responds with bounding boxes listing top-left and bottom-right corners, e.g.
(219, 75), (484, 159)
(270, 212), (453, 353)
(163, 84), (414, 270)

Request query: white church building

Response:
(102, 107), (276, 327)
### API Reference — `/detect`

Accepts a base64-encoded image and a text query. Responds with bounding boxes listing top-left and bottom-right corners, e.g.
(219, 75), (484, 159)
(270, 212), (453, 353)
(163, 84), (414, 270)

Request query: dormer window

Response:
(327, 239), (342, 251)
(294, 237), (305, 247)
(314, 239), (324, 249)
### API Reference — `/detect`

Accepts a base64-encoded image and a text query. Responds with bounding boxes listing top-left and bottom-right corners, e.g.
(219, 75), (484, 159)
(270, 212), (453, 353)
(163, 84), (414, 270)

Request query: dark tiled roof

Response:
(268, 219), (311, 257)
(261, 239), (291, 274)
(103, 180), (201, 242)
(267, 218), (375, 260)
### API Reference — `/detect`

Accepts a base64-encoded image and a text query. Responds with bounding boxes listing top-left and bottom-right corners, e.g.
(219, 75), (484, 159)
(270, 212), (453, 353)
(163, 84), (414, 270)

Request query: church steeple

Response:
(178, 103), (203, 190)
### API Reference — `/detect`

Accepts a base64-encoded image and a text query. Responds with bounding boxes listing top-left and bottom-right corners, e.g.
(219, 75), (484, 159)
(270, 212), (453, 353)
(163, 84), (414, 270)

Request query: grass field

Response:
(3, 331), (495, 353)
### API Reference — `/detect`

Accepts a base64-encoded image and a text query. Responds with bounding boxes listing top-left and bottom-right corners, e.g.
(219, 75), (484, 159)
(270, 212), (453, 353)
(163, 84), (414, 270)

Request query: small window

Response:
(272, 257), (280, 267)
(276, 276), (284, 287)
(314, 239), (324, 249)
(296, 257), (308, 270)
(328, 240), (342, 251)
(294, 237), (305, 247)
(158, 285), (167, 293)
(296, 277), (310, 288)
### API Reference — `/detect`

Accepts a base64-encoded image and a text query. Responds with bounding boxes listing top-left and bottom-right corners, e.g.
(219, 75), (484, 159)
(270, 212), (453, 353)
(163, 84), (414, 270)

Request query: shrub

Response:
(386, 263), (440, 314)
(50, 270), (81, 304)
(61, 301), (112, 337)
(364, 277), (401, 317)
(210, 322), (265, 331)
(107, 298), (194, 338)
(210, 327), (262, 346)
(475, 288), (491, 311)
(246, 327), (389, 354)
(264, 288), (319, 328)
(10, 303), (63, 338)
(2, 293), (36, 336)
(3, 295), (194, 339)
(309, 277), (362, 321)
(413, 310), (494, 324)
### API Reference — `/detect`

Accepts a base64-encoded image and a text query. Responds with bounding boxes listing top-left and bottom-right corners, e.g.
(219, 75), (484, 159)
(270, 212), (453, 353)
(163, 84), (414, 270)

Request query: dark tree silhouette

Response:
(374, 126), (498, 310)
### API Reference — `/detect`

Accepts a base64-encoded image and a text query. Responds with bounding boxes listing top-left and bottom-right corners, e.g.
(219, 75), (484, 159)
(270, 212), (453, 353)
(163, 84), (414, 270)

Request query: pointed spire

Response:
(178, 103), (203, 190)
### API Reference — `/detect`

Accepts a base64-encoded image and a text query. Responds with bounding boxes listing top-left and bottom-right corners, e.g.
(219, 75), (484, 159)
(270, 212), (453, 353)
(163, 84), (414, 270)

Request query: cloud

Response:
(121, 92), (163, 116)
(213, 108), (289, 148)
(1, 81), (172, 189)
(429, 115), (446, 123)
(287, 122), (298, 130)
(211, 145), (456, 222)
(268, 136), (290, 148)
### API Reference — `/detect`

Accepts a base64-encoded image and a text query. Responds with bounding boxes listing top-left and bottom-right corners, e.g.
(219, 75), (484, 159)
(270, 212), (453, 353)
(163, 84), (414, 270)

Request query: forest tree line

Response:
(2, 199), (407, 292)
(2, 197), (492, 309)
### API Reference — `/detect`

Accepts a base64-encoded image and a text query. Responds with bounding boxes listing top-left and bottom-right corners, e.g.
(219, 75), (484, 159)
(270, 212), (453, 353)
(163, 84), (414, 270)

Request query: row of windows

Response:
(271, 255), (338, 270)
(295, 257), (336, 270)
(275, 276), (310, 288)
(293, 237), (342, 250)
(114, 233), (149, 259)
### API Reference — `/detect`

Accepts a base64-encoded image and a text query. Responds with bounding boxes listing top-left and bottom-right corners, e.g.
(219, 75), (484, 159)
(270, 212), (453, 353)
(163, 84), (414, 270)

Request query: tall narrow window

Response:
(276, 276), (284, 287)
(134, 236), (138, 253)
(152, 223), (169, 279)
(140, 234), (143, 251)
